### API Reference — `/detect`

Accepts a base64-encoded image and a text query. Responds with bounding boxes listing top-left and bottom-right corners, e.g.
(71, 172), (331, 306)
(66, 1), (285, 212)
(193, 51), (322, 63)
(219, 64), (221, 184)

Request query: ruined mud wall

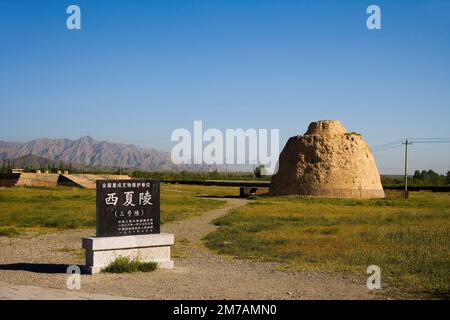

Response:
(270, 120), (385, 199)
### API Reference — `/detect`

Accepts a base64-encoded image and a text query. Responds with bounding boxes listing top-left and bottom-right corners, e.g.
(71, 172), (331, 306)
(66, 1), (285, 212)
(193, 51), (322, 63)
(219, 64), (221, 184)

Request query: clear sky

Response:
(0, 0), (449, 174)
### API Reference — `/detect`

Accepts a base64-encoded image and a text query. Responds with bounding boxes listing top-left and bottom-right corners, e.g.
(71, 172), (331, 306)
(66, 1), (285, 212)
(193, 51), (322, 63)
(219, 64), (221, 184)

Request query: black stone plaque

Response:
(96, 179), (160, 237)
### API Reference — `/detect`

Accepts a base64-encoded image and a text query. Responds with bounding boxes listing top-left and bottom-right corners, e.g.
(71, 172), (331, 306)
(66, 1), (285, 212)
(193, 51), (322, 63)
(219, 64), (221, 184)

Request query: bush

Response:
(102, 256), (158, 273)
(0, 226), (20, 237)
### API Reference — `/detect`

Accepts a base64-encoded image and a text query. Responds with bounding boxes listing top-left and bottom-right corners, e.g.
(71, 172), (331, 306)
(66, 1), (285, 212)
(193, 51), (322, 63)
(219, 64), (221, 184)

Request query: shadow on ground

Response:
(0, 263), (78, 274)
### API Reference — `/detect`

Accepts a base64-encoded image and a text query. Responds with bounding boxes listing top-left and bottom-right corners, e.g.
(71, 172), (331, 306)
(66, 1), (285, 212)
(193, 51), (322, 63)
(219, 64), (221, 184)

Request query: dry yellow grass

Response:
(0, 184), (235, 235)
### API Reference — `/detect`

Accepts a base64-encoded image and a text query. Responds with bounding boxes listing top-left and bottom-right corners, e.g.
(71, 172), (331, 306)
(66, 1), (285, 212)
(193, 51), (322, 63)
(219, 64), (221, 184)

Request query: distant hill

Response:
(0, 136), (201, 171)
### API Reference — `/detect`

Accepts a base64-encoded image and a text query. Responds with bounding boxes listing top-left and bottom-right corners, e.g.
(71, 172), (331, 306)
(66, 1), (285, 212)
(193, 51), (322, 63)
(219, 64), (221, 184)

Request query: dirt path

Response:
(0, 281), (137, 300)
(0, 198), (382, 299)
(163, 198), (248, 242)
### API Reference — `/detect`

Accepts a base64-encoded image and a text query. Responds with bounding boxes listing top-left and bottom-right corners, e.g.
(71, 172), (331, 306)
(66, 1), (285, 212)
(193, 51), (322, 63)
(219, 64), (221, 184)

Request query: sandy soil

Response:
(0, 198), (384, 299)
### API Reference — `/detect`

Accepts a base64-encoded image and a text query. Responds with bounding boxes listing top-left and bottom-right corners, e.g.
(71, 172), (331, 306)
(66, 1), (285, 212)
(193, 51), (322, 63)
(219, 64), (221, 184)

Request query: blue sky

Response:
(0, 0), (449, 174)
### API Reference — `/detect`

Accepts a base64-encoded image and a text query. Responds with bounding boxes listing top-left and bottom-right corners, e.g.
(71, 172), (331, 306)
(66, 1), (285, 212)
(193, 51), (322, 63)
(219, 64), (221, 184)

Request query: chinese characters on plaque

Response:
(96, 180), (160, 237)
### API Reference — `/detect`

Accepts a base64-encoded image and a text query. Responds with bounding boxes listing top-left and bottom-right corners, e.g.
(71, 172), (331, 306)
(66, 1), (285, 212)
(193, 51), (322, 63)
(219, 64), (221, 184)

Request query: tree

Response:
(413, 170), (421, 180)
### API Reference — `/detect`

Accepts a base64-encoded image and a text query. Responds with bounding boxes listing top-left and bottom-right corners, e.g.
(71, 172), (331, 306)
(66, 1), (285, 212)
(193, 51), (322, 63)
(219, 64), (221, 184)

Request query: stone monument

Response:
(270, 120), (385, 198)
(82, 179), (174, 274)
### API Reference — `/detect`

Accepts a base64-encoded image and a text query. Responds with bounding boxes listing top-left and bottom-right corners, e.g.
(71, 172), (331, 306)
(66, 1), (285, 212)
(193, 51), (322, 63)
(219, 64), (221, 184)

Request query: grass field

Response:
(0, 184), (233, 236)
(2, 185), (449, 298)
(204, 191), (450, 299)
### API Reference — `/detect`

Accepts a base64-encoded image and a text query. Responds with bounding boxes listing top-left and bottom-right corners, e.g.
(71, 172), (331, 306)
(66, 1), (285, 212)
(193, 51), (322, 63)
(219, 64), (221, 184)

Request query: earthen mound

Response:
(270, 120), (385, 198)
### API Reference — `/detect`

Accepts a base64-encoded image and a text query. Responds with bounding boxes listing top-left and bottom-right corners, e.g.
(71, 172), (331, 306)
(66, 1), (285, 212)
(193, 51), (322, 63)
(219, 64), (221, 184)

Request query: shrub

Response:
(102, 256), (158, 273)
(0, 226), (20, 237)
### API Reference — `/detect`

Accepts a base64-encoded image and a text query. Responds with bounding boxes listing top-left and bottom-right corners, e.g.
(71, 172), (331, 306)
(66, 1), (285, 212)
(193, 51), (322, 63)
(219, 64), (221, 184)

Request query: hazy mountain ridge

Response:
(0, 136), (183, 171)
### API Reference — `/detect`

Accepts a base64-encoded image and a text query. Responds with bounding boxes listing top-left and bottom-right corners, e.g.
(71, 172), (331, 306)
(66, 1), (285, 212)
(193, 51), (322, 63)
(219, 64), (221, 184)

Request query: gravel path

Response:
(0, 198), (382, 299)
(0, 281), (137, 300)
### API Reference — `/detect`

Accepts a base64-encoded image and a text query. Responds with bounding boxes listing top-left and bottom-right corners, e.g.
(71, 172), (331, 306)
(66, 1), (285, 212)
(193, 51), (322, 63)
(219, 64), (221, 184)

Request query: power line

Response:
(380, 166), (450, 170)
(372, 139), (403, 149)
(409, 138), (450, 144)
(372, 144), (403, 152)
(372, 138), (450, 152)
(409, 140), (450, 144)
(408, 137), (450, 140)
(371, 138), (450, 196)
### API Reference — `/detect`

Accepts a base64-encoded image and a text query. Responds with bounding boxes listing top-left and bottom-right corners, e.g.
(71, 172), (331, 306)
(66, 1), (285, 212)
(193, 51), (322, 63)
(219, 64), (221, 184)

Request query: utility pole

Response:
(402, 139), (413, 196)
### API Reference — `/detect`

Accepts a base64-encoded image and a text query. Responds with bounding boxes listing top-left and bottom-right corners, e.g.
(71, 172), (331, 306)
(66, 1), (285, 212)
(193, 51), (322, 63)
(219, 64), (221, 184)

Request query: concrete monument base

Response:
(82, 233), (174, 274)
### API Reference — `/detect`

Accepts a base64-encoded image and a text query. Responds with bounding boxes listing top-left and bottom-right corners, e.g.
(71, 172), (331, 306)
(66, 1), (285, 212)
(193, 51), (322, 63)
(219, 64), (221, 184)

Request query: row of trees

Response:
(0, 161), (73, 174)
(132, 169), (271, 182)
(0, 162), (11, 173)
(2, 159), (448, 186)
(412, 170), (450, 185)
(382, 170), (450, 186)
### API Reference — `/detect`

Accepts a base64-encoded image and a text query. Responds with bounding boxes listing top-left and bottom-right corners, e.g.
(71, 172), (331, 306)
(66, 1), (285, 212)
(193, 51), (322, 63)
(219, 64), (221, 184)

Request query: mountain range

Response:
(0, 136), (188, 171)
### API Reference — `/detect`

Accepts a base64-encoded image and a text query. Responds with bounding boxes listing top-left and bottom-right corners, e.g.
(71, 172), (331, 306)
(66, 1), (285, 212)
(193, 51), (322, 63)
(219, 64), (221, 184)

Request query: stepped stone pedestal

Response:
(82, 233), (174, 274)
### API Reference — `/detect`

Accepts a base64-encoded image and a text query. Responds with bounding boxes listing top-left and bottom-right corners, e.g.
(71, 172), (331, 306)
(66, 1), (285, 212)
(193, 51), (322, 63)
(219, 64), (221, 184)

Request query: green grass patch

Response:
(0, 226), (20, 237)
(102, 256), (158, 273)
(0, 187), (96, 235)
(0, 185), (232, 236)
(205, 191), (450, 299)
(172, 238), (191, 259)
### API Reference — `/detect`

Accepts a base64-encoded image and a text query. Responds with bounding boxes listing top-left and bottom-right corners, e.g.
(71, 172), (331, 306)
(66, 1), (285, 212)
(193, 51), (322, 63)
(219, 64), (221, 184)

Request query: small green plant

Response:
(345, 131), (361, 136)
(102, 256), (158, 273)
(0, 226), (20, 237)
(172, 238), (191, 258)
(319, 227), (339, 235)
